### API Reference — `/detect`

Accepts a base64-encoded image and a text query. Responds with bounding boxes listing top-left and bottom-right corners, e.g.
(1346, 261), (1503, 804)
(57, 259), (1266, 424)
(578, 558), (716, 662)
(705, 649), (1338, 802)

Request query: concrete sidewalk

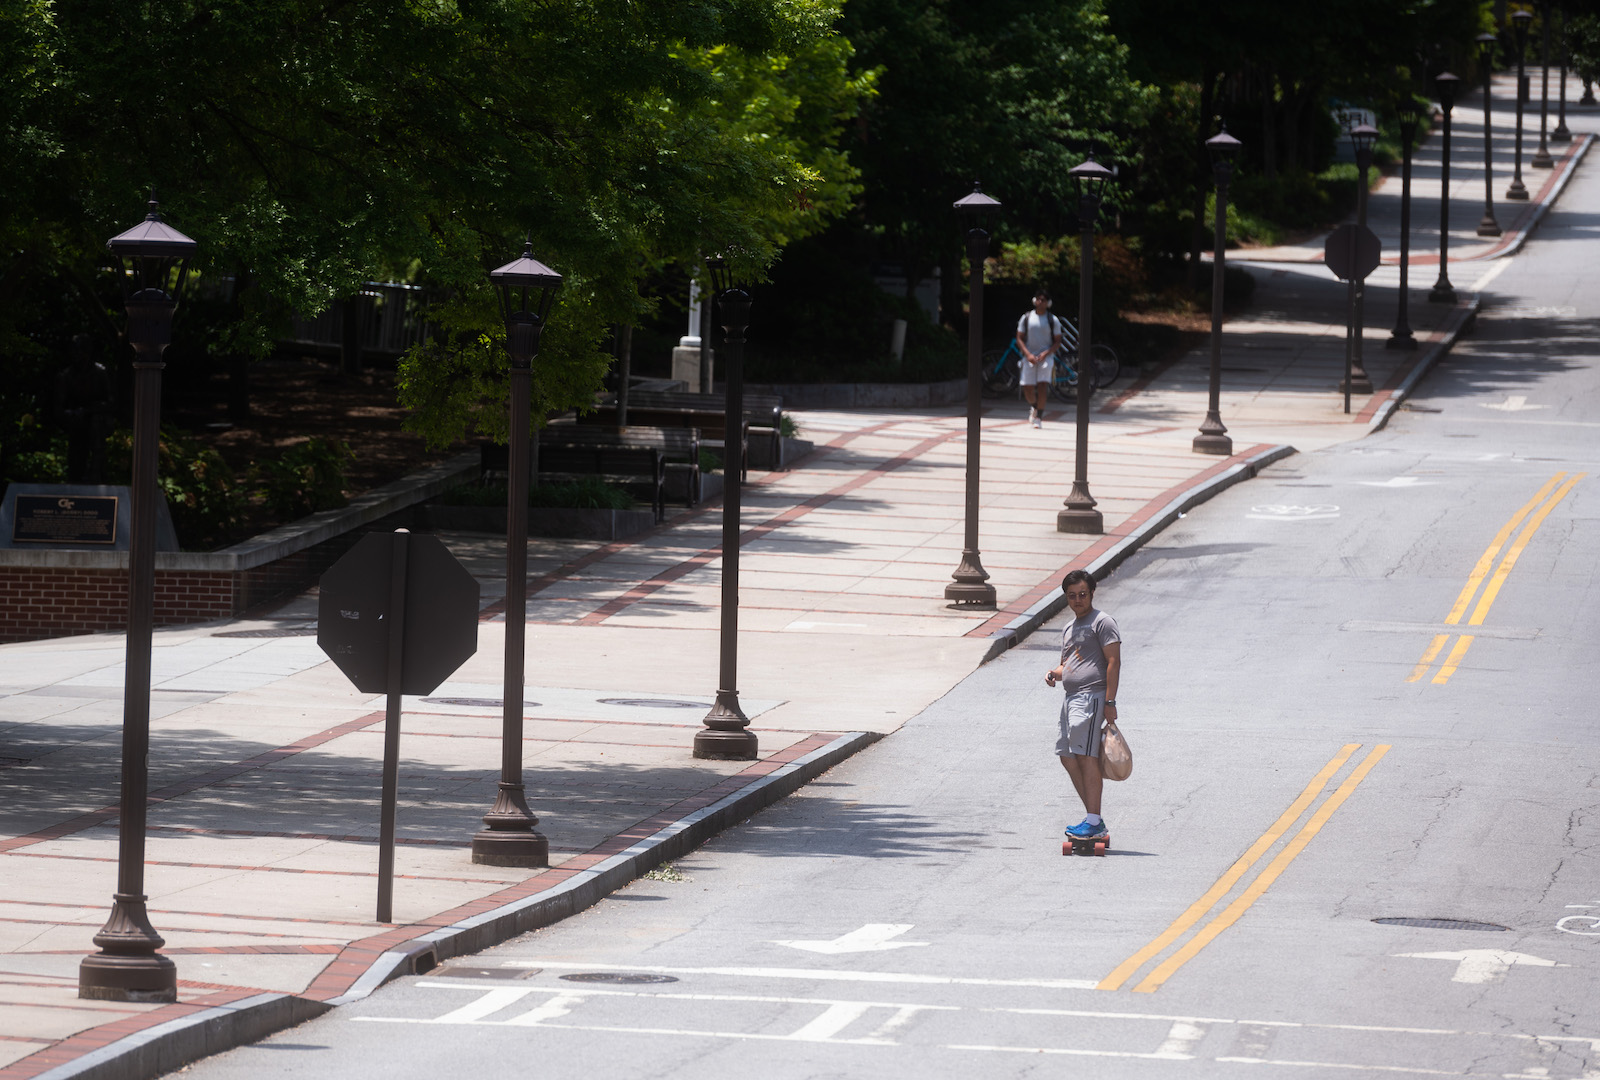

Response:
(1245, 71), (1593, 267)
(1, 94), (1590, 1080)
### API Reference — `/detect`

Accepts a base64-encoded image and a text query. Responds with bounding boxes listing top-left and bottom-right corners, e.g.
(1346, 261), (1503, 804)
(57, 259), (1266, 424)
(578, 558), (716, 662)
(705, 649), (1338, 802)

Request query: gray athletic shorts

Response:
(1056, 690), (1105, 758)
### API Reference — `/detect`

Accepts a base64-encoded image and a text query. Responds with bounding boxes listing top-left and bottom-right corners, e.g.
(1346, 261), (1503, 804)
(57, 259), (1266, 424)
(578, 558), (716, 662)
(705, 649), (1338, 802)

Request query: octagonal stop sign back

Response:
(318, 531), (479, 695)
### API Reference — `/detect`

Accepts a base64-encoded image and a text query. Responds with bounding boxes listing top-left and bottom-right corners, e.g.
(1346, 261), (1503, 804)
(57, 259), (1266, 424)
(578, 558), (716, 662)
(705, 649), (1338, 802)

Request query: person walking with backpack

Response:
(1016, 289), (1062, 428)
(1045, 569), (1121, 840)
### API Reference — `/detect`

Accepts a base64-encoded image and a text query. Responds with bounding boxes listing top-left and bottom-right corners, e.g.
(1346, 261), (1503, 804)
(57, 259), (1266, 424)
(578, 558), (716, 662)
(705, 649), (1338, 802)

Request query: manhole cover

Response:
(433, 966), (538, 980)
(597, 698), (708, 709)
(1372, 918), (1509, 931)
(559, 972), (679, 984)
(421, 698), (541, 709)
(215, 627), (317, 638)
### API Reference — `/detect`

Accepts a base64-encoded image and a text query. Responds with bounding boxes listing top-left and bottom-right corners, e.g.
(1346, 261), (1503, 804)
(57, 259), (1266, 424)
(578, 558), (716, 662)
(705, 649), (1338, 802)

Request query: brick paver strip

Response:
(477, 418), (905, 620)
(0, 712), (387, 855)
(579, 429), (965, 626)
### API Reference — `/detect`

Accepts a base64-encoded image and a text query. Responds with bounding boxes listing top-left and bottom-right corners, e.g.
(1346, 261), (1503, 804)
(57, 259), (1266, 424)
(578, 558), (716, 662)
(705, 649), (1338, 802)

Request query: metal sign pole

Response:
(376, 530), (410, 923)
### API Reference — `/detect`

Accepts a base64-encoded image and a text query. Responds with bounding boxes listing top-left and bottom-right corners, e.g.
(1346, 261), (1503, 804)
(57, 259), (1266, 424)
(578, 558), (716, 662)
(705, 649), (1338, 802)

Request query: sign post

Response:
(319, 530), (479, 922)
(1324, 224), (1382, 414)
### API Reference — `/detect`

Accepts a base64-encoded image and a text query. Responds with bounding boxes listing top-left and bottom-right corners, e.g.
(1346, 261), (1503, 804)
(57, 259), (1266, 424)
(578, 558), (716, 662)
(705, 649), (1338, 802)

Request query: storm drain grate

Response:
(598, 698), (708, 709)
(433, 966), (539, 980)
(215, 627), (317, 638)
(422, 698), (541, 709)
(1372, 917), (1509, 931)
(560, 972), (679, 984)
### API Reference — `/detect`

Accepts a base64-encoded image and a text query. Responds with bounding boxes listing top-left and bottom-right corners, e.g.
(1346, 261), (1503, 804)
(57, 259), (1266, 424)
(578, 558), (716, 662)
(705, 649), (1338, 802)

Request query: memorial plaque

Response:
(0, 484), (178, 551)
(11, 494), (119, 545)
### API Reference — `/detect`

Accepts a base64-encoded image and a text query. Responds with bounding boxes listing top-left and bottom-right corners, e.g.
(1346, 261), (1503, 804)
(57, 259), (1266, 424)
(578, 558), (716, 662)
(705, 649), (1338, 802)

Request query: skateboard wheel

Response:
(1094, 841), (1106, 856)
(1062, 841), (1072, 856)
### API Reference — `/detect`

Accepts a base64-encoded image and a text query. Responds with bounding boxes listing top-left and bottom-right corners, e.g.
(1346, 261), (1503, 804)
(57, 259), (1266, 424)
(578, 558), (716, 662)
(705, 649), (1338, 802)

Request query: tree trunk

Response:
(1189, 68), (1219, 292)
(1262, 68), (1278, 179)
(616, 323), (633, 426)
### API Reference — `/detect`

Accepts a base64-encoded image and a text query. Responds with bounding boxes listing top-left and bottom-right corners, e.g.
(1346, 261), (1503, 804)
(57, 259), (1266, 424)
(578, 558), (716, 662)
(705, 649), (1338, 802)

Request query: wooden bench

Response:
(583, 390), (786, 476)
(480, 425), (706, 521)
(540, 424), (705, 506)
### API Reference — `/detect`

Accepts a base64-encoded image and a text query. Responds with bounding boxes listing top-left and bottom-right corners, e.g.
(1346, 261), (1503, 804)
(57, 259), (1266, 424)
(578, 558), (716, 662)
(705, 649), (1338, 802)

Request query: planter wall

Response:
(745, 379), (966, 409)
(417, 505), (656, 542)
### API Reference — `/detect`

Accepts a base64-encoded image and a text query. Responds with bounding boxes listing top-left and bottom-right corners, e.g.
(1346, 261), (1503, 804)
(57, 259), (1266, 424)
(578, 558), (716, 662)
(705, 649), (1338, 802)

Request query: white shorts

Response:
(1056, 691), (1105, 758)
(1019, 357), (1054, 386)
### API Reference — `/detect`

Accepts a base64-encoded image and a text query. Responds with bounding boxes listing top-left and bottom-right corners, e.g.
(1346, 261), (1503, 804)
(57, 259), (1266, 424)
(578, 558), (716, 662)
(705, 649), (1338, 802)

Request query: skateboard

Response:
(1063, 832), (1110, 856)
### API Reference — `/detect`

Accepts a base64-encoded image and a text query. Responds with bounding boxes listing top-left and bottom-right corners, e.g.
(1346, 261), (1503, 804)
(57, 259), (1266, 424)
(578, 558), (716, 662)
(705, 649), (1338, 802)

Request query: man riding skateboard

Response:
(1046, 569), (1121, 842)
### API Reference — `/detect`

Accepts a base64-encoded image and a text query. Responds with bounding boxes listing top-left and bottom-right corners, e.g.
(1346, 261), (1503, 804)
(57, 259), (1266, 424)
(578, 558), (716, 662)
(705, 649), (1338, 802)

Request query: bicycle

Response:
(980, 318), (1120, 400)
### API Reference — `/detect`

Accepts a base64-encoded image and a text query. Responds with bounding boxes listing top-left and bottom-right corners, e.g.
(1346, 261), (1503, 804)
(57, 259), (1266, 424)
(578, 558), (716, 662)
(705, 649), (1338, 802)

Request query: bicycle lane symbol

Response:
(1557, 902), (1600, 936)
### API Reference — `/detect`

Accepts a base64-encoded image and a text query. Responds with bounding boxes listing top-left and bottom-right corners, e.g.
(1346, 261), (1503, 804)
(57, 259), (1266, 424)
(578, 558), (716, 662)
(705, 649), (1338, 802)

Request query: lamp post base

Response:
(1552, 125), (1571, 143)
(1057, 508), (1103, 534)
(694, 728), (759, 760)
(695, 691), (758, 760)
(1192, 432), (1233, 455)
(1505, 180), (1530, 200)
(1532, 149), (1554, 168)
(1340, 374), (1375, 395)
(1385, 329), (1418, 350)
(1477, 215), (1502, 237)
(471, 784), (548, 867)
(79, 894), (177, 1002)
(944, 550), (996, 607)
(1428, 282), (1457, 304)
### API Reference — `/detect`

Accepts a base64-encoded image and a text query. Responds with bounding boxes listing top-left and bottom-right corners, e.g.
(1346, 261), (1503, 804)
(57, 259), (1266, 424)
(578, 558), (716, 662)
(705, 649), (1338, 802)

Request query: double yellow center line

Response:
(1408, 471), (1585, 685)
(1099, 743), (1389, 994)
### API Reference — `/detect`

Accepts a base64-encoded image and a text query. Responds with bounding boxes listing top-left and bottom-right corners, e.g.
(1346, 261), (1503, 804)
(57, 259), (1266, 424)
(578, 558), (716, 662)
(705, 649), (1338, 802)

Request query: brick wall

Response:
(0, 506), (418, 644)
(0, 568), (236, 643)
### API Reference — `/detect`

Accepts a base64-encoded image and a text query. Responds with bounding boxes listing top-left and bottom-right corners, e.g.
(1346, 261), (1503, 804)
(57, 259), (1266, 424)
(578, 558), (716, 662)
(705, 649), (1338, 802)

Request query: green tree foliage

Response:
(0, 0), (867, 450)
(843, 0), (1152, 283)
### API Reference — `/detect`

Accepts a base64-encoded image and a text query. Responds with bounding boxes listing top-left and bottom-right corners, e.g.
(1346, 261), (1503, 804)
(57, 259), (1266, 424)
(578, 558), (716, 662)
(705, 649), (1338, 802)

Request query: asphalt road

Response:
(178, 174), (1600, 1079)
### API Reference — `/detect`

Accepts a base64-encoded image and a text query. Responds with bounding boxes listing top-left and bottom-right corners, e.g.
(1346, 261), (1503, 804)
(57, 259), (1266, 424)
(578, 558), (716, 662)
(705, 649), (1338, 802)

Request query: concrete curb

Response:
(30, 993), (331, 1080)
(1488, 133), (1593, 261)
(1366, 296), (1483, 434)
(981, 443), (1296, 662)
(26, 731), (877, 1080)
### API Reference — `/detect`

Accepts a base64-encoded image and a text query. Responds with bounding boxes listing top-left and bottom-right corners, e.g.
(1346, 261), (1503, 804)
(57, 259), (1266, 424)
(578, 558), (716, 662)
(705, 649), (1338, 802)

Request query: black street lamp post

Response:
(1477, 33), (1504, 236)
(1344, 122), (1378, 395)
(473, 244), (561, 867)
(1534, 1), (1555, 168)
(945, 185), (1000, 606)
(1194, 128), (1240, 455)
(1507, 10), (1534, 199)
(696, 258), (759, 759)
(1058, 157), (1114, 534)
(79, 199), (196, 1003)
(1430, 73), (1464, 304)
(1553, 1), (1572, 142)
(1388, 99), (1423, 350)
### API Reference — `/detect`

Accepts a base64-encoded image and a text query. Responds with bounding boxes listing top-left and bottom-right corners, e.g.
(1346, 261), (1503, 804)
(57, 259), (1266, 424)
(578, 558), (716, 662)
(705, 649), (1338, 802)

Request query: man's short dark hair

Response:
(1034, 288), (1051, 301)
(1063, 569), (1095, 595)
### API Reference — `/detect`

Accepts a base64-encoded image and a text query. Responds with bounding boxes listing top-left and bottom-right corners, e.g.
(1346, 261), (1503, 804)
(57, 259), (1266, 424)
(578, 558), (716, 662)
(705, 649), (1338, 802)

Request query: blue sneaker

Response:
(1065, 819), (1097, 839)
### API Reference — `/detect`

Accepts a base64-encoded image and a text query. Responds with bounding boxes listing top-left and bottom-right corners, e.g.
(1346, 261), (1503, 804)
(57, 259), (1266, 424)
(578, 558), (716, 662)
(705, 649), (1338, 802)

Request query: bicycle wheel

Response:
(981, 349), (1019, 395)
(1090, 344), (1121, 389)
(1048, 354), (1077, 404)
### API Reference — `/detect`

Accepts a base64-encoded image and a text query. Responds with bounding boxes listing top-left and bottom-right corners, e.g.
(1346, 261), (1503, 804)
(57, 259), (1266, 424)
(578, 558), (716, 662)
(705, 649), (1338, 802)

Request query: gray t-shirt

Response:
(1017, 311), (1061, 355)
(1059, 608), (1121, 695)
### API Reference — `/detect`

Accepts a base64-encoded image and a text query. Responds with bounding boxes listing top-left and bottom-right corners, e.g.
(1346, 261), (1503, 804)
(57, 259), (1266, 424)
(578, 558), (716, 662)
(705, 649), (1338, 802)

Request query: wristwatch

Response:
(1105, 700), (1117, 707)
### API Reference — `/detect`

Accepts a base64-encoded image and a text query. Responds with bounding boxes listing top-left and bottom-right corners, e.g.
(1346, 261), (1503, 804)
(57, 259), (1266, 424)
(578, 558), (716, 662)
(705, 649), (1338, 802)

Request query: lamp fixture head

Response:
(106, 196), (198, 304)
(1435, 71), (1462, 109)
(953, 182), (1001, 235)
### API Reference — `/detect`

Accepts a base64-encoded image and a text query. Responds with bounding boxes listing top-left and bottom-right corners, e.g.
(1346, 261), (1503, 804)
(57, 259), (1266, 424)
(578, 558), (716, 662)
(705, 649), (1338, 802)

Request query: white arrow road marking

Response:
(1247, 504), (1340, 521)
(1395, 950), (1566, 984)
(774, 923), (929, 954)
(1359, 477), (1437, 488)
(1479, 395), (1544, 412)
